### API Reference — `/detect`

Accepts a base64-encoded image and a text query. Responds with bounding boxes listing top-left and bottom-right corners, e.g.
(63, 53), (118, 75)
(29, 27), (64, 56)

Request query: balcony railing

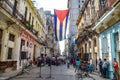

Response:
(16, 9), (24, 21)
(96, 0), (117, 23)
(0, 0), (14, 15)
(0, 0), (40, 39)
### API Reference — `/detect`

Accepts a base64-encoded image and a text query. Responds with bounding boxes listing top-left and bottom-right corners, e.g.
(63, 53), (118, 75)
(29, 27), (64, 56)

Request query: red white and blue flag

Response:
(54, 9), (69, 41)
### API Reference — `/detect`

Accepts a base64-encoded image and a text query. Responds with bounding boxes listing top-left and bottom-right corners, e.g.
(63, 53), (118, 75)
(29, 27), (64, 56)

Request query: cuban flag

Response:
(54, 9), (69, 41)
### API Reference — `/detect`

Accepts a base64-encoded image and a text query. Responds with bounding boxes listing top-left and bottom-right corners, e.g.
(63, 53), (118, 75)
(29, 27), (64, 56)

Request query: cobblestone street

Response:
(10, 64), (111, 80)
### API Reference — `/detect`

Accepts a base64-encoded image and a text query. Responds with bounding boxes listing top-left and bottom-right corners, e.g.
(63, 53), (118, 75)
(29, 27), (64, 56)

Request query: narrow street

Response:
(0, 0), (120, 80)
(10, 64), (110, 80)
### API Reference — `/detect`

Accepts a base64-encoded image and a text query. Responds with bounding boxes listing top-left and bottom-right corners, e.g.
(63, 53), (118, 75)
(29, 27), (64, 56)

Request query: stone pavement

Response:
(9, 64), (111, 80)
(0, 69), (22, 80)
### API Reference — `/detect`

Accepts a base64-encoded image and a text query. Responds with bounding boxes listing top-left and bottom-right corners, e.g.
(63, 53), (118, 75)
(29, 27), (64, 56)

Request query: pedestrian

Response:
(87, 62), (93, 73)
(75, 58), (80, 72)
(66, 58), (70, 68)
(113, 58), (119, 80)
(72, 58), (76, 68)
(102, 58), (109, 78)
(99, 58), (103, 76)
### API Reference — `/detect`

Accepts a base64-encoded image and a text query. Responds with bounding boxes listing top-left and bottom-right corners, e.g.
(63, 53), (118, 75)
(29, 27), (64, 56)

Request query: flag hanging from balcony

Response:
(54, 9), (69, 41)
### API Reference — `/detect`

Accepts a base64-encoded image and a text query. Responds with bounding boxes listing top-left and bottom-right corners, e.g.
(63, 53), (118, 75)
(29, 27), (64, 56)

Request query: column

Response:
(15, 36), (21, 69)
(99, 35), (102, 59)
(2, 30), (9, 61)
(108, 33), (114, 79)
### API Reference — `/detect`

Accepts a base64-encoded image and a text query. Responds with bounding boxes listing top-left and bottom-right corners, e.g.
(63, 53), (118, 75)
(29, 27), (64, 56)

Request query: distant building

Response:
(67, 0), (85, 55)
(67, 0), (85, 37)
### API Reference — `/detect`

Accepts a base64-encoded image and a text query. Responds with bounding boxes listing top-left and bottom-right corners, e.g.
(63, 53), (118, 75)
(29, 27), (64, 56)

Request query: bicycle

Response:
(75, 69), (84, 80)
(20, 62), (33, 75)
(75, 66), (96, 80)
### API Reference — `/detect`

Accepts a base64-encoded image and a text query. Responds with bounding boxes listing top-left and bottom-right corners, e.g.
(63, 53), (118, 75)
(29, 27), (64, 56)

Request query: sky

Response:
(33, 0), (68, 14)
(33, 0), (68, 54)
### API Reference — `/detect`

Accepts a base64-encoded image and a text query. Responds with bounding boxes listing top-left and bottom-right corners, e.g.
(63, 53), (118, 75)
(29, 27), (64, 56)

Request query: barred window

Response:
(25, 7), (28, 21)
(9, 33), (15, 41)
(94, 38), (97, 47)
(89, 41), (91, 48)
(99, 0), (106, 9)
(85, 43), (87, 52)
(8, 48), (13, 59)
(0, 29), (2, 40)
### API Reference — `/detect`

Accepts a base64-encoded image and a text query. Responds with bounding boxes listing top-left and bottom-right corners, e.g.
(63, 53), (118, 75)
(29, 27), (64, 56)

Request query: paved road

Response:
(10, 64), (110, 80)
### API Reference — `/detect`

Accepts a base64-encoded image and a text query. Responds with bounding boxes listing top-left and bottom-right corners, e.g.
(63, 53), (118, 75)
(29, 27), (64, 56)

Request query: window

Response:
(25, 7), (28, 21)
(32, 17), (34, 25)
(79, 5), (80, 8)
(27, 42), (29, 47)
(89, 41), (91, 48)
(21, 39), (25, 46)
(94, 38), (96, 46)
(89, 53), (92, 59)
(99, 0), (106, 9)
(0, 29), (2, 40)
(85, 43), (87, 52)
(0, 45), (1, 57)
(8, 48), (13, 59)
(36, 21), (37, 29)
(84, 13), (86, 21)
(82, 0), (84, 3)
(29, 13), (31, 23)
(9, 33), (15, 41)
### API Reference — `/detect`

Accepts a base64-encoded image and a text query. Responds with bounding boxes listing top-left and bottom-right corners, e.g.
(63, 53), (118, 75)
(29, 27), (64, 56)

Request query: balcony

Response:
(97, 0), (117, 20)
(0, 0), (14, 15)
(92, 0), (120, 33)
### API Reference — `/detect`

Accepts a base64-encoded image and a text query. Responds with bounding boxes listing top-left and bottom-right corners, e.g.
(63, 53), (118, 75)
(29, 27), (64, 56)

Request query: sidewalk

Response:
(0, 69), (22, 80)
(88, 72), (111, 80)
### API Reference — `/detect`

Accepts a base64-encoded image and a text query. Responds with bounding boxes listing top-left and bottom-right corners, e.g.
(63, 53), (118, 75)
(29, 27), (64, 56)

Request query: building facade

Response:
(93, 0), (120, 78)
(67, 0), (85, 57)
(45, 11), (54, 57)
(68, 0), (85, 36)
(0, 0), (45, 72)
(76, 0), (99, 69)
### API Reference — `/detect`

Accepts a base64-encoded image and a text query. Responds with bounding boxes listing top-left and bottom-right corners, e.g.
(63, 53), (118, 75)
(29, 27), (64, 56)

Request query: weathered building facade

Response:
(77, 0), (120, 79)
(76, 0), (99, 69)
(67, 0), (85, 58)
(92, 0), (120, 78)
(0, 0), (45, 72)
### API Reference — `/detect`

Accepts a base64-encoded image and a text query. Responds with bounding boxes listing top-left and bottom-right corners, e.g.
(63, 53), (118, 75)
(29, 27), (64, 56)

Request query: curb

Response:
(0, 70), (22, 80)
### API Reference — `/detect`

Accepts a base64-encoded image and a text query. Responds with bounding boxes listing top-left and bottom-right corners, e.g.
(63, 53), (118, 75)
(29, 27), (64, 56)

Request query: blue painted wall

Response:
(98, 21), (120, 79)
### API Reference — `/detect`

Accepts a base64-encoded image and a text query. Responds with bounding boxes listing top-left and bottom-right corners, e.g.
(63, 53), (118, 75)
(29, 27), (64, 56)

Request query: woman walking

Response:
(75, 58), (81, 72)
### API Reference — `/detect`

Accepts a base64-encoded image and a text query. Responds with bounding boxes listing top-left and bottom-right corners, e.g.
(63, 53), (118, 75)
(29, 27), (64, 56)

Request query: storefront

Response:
(20, 30), (35, 67)
(99, 21), (120, 79)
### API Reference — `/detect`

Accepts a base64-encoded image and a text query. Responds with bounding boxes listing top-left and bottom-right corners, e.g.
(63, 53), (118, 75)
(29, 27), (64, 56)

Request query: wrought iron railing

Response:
(95, 0), (117, 24)
(0, 0), (40, 38)
(0, 0), (14, 15)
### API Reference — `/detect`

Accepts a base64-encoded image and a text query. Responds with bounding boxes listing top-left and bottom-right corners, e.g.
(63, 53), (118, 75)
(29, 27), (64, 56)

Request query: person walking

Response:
(75, 58), (80, 72)
(102, 58), (109, 78)
(66, 58), (70, 68)
(99, 58), (103, 76)
(72, 58), (76, 68)
(87, 62), (93, 73)
(113, 58), (119, 80)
